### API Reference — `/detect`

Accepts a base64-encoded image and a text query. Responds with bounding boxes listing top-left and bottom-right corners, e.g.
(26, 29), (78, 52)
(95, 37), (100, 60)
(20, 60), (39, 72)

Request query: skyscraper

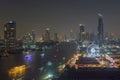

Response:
(79, 24), (85, 42)
(89, 33), (95, 42)
(70, 29), (74, 40)
(54, 32), (58, 42)
(4, 21), (16, 52)
(31, 30), (36, 43)
(44, 28), (50, 42)
(97, 12), (104, 46)
(85, 32), (90, 41)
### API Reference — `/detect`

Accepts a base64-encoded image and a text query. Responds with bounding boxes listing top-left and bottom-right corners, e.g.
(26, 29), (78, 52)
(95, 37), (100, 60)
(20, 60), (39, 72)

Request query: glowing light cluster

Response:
(87, 43), (100, 57)
(9, 21), (13, 23)
(24, 54), (32, 62)
(43, 73), (53, 80)
(8, 65), (26, 78)
(47, 61), (52, 66)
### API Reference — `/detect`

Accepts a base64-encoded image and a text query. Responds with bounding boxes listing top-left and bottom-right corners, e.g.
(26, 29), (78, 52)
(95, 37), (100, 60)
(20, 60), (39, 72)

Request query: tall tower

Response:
(70, 29), (74, 40)
(97, 12), (104, 46)
(4, 21), (16, 52)
(79, 24), (85, 42)
(54, 32), (58, 42)
(44, 28), (50, 42)
(31, 30), (36, 43)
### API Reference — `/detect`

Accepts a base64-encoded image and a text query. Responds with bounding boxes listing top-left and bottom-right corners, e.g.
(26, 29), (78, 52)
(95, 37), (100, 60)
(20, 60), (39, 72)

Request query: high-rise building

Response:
(44, 28), (50, 42)
(79, 24), (85, 42)
(85, 32), (90, 41)
(70, 29), (74, 40)
(54, 32), (58, 42)
(89, 33), (95, 42)
(4, 21), (16, 51)
(31, 30), (36, 43)
(22, 33), (34, 50)
(97, 12), (104, 46)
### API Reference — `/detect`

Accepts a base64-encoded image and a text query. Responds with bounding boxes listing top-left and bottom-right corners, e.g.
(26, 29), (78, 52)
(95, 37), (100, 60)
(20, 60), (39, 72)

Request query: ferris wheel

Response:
(87, 43), (100, 57)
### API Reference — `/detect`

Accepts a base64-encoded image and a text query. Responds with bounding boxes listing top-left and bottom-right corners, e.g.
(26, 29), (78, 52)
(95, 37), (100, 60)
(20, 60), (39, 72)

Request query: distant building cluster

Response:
(0, 12), (120, 54)
(0, 21), (60, 54)
(77, 12), (120, 48)
(78, 12), (104, 47)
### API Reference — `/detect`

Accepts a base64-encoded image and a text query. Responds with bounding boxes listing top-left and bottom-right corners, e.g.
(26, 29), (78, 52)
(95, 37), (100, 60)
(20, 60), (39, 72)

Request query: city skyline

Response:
(0, 0), (120, 39)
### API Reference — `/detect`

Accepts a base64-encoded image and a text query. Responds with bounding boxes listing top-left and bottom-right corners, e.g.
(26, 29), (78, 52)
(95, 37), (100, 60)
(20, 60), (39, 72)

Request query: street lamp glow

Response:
(43, 73), (53, 79)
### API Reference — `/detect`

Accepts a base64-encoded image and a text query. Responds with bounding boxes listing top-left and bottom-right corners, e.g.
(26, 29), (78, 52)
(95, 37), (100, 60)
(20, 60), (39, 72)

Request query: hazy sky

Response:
(0, 0), (120, 39)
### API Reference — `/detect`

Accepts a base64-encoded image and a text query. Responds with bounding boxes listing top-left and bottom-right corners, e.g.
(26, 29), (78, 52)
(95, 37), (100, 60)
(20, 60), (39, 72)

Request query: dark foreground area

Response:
(58, 66), (120, 80)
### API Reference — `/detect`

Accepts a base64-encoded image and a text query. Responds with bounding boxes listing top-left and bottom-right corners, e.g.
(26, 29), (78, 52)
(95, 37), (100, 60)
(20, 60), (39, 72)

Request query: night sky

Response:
(0, 0), (120, 39)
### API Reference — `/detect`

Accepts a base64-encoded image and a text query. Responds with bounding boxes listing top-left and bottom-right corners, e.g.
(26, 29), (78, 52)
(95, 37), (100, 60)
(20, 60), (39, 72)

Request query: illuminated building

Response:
(80, 24), (85, 41)
(89, 33), (96, 42)
(98, 12), (104, 46)
(85, 32), (90, 41)
(79, 24), (85, 42)
(0, 39), (4, 54)
(70, 29), (74, 40)
(37, 37), (43, 42)
(104, 32), (110, 44)
(22, 33), (36, 50)
(4, 21), (16, 52)
(31, 30), (36, 43)
(44, 28), (51, 42)
(54, 32), (59, 42)
(64, 34), (67, 41)
(76, 57), (100, 68)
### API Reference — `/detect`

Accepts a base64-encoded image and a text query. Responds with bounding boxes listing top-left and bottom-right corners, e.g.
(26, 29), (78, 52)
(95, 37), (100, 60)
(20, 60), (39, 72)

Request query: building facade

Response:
(97, 13), (104, 46)
(79, 24), (85, 42)
(44, 28), (51, 42)
(4, 21), (16, 52)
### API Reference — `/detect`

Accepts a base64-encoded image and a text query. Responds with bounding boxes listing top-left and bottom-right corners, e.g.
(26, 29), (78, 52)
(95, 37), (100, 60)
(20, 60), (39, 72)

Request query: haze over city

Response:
(1, 0), (120, 80)
(0, 0), (120, 39)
